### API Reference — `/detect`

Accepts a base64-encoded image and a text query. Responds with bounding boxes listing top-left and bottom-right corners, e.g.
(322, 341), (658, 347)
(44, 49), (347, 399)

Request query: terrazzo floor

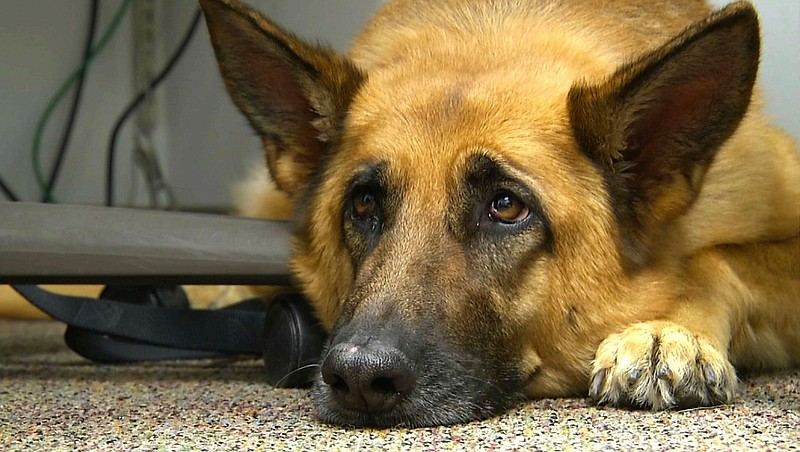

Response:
(1, 319), (798, 450)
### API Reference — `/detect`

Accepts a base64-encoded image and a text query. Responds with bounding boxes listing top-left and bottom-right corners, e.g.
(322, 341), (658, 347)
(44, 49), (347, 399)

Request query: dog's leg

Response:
(589, 260), (740, 410)
(589, 250), (740, 410)
(590, 236), (800, 409)
(183, 285), (258, 309)
(588, 252), (741, 410)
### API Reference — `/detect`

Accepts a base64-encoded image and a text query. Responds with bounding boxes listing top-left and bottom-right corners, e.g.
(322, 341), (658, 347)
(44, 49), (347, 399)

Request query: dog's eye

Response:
(489, 192), (530, 224)
(352, 190), (378, 220)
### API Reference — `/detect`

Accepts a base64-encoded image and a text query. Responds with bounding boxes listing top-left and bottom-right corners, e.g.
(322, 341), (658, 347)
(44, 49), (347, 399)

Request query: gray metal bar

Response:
(0, 202), (293, 285)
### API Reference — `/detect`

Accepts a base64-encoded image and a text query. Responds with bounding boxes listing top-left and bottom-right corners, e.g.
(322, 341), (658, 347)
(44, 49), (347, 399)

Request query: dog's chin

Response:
(311, 369), (525, 428)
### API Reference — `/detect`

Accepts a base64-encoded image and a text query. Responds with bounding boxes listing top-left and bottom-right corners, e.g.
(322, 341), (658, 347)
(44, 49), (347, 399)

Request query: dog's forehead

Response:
(338, 75), (596, 207)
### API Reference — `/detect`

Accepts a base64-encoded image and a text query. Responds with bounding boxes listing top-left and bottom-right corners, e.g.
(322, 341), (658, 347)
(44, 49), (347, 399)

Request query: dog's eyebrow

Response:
(462, 153), (546, 216)
(464, 153), (521, 188)
(462, 152), (553, 244)
(346, 161), (389, 191)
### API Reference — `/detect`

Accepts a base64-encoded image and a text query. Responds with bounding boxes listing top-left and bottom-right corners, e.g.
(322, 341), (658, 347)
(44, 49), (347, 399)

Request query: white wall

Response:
(0, 0), (384, 208)
(1, 0), (797, 209)
(160, 0), (383, 210)
(1, 0), (139, 205)
(710, 0), (800, 141)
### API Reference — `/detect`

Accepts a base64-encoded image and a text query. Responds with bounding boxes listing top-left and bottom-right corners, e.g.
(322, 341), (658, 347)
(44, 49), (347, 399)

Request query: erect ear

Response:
(568, 2), (760, 266)
(199, 0), (364, 195)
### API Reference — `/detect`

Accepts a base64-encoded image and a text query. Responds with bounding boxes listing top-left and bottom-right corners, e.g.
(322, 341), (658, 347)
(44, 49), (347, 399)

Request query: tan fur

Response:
(200, 0), (799, 426)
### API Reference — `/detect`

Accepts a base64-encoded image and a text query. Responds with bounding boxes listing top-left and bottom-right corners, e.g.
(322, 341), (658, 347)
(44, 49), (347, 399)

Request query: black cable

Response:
(0, 175), (20, 201)
(42, 0), (99, 203)
(106, 9), (203, 207)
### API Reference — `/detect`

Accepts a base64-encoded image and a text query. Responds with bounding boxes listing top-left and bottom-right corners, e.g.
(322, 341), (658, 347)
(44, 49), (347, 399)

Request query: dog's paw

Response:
(589, 322), (737, 410)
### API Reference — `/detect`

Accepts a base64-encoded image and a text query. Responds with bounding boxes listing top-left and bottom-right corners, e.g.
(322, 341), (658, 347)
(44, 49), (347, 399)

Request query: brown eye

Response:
(489, 193), (529, 224)
(352, 191), (378, 219)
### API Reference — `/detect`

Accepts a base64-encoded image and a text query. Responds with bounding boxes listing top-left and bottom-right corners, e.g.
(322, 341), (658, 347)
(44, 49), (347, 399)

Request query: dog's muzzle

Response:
(321, 338), (417, 413)
(312, 312), (524, 427)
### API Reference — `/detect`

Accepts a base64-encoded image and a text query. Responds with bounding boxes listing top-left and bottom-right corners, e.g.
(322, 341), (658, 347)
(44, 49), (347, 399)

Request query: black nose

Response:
(321, 340), (417, 413)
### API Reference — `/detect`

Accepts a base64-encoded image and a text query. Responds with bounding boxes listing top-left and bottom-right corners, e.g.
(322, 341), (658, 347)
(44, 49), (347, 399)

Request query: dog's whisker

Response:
(269, 363), (321, 390)
(461, 373), (506, 395)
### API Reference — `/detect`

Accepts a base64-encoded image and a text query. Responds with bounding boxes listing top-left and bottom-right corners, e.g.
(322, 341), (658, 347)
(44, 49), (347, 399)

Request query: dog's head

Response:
(200, 0), (759, 427)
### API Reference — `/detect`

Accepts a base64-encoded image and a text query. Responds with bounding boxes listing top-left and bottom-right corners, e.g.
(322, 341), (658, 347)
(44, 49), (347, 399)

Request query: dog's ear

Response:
(568, 2), (760, 266)
(199, 0), (364, 195)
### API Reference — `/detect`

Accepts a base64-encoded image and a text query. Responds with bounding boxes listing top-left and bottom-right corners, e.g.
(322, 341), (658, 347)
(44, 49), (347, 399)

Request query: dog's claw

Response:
(704, 363), (717, 386)
(589, 368), (607, 400)
(656, 363), (671, 381)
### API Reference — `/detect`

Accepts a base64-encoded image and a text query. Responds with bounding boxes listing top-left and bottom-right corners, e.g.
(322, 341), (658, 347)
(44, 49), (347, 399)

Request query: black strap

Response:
(63, 326), (229, 363)
(12, 285), (265, 362)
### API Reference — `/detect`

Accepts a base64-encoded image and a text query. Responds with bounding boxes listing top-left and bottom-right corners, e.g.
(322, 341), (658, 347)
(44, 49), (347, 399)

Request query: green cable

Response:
(32, 0), (132, 200)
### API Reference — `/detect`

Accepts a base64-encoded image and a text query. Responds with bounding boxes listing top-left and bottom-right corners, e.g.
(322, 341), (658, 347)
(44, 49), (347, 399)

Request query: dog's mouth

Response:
(310, 332), (526, 427)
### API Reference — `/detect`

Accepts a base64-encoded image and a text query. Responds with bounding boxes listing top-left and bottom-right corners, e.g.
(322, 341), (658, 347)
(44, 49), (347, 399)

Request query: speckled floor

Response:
(1, 319), (798, 450)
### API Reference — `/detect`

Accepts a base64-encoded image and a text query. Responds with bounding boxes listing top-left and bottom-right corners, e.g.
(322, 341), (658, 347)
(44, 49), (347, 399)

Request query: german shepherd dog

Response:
(198, 0), (800, 427)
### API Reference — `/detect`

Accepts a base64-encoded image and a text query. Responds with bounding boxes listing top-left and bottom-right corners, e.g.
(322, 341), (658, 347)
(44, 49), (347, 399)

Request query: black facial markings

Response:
(293, 130), (347, 246)
(316, 300), (526, 427)
(456, 153), (552, 247)
(440, 152), (555, 302)
(322, 152), (553, 427)
(342, 162), (393, 263)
